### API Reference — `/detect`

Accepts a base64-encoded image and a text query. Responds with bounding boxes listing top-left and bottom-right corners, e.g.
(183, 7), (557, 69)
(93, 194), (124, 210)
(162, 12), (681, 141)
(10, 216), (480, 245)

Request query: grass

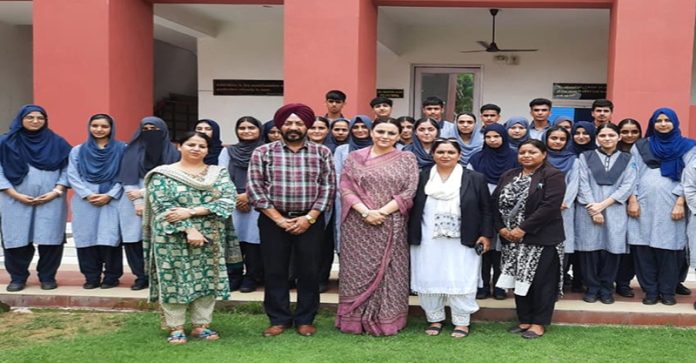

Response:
(1, 304), (696, 363)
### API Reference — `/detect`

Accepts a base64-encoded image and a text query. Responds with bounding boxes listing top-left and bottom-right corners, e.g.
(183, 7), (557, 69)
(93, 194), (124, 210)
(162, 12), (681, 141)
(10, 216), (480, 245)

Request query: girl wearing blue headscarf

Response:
(468, 123), (519, 300)
(333, 115), (373, 252)
(67, 114), (126, 289)
(194, 119), (224, 165)
(544, 126), (582, 292)
(454, 113), (482, 166)
(262, 121), (282, 143)
(404, 118), (440, 170)
(505, 116), (530, 151)
(116, 116), (180, 290)
(570, 121), (597, 156)
(630, 108), (696, 305)
(0, 104), (71, 292)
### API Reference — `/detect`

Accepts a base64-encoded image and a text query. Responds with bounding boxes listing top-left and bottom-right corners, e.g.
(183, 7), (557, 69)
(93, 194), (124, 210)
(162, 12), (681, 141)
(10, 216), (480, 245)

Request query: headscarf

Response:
(348, 115), (373, 152)
(645, 107), (696, 181)
(323, 117), (350, 152)
(227, 117), (264, 169)
(262, 121), (278, 143)
(554, 115), (574, 128)
(504, 116), (530, 149)
(195, 119), (223, 165)
(117, 116), (180, 185)
(77, 114), (127, 193)
(0, 104), (72, 186)
(570, 121), (597, 155)
(453, 114), (483, 165)
(468, 123), (519, 185)
(544, 127), (576, 175)
(273, 103), (315, 128)
(227, 116), (265, 191)
(404, 118), (440, 169)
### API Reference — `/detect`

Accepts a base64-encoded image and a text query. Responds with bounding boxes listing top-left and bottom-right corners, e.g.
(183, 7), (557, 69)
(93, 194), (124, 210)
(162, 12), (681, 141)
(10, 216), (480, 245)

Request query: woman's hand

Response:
(12, 192), (35, 205)
(165, 207), (193, 223)
(498, 228), (512, 242)
(185, 228), (207, 247)
(134, 204), (144, 216)
(477, 236), (492, 253)
(509, 227), (526, 242)
(87, 194), (112, 207)
(126, 189), (143, 201)
(627, 198), (640, 218)
(586, 202), (607, 216)
(33, 190), (60, 205)
(364, 210), (386, 226)
(236, 193), (250, 212)
(672, 203), (686, 221)
(561, 203), (568, 210)
(591, 213), (605, 225)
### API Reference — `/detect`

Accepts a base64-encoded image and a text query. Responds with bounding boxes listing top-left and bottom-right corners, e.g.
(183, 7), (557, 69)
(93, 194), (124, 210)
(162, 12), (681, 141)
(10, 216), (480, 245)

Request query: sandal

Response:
(424, 323), (443, 336)
(167, 330), (187, 345)
(192, 326), (220, 341)
(451, 327), (469, 338)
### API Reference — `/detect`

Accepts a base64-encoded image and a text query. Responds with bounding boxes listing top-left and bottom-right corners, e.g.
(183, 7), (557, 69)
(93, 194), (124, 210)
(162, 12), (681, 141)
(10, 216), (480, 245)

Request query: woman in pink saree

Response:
(336, 118), (419, 336)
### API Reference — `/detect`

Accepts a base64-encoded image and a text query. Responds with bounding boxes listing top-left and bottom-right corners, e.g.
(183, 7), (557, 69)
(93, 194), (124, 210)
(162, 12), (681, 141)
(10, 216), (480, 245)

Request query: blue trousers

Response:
(3, 243), (63, 283)
(632, 245), (679, 300)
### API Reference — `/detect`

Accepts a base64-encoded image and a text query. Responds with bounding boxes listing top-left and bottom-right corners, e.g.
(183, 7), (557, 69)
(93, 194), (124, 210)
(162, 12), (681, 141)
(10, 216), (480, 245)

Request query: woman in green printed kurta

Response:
(143, 131), (242, 345)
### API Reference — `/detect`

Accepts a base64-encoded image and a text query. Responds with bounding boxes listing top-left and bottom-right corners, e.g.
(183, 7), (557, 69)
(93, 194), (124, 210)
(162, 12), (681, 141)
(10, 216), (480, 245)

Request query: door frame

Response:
(411, 64), (483, 120)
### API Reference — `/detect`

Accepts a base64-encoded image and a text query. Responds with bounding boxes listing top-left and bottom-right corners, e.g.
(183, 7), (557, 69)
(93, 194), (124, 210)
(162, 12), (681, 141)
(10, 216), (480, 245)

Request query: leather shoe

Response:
(296, 324), (316, 336)
(318, 283), (329, 294)
(676, 283), (692, 296)
(131, 281), (149, 291)
(100, 282), (119, 289)
(83, 282), (100, 290)
(263, 325), (290, 337)
(661, 296), (677, 306)
(476, 288), (490, 300)
(600, 296), (615, 304)
(6, 282), (25, 292)
(493, 288), (507, 300)
(40, 281), (57, 290)
(582, 294), (598, 303)
(642, 297), (658, 305)
(239, 278), (257, 293)
(616, 288), (635, 298)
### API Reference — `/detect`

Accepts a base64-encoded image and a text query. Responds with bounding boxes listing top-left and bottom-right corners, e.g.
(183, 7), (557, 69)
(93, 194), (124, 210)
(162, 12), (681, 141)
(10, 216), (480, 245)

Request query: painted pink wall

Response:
(284, 0), (377, 117)
(607, 0), (696, 136)
(33, 0), (153, 144)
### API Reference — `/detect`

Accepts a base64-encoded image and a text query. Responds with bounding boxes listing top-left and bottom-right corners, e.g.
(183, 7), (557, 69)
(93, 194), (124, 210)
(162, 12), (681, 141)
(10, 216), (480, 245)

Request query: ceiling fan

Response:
(460, 9), (538, 53)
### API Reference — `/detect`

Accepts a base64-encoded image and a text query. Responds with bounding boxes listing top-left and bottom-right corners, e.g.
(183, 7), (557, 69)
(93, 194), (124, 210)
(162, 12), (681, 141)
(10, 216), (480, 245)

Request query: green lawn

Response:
(1, 304), (695, 363)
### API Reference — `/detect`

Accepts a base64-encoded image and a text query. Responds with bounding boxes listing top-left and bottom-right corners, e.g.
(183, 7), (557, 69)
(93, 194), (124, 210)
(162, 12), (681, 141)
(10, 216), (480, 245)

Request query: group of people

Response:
(2, 92), (696, 343)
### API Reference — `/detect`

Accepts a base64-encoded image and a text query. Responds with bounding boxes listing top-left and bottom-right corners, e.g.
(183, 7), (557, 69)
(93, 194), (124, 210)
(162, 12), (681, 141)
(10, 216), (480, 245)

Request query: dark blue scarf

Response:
(545, 129), (576, 175)
(405, 118), (440, 169)
(469, 123), (519, 184)
(0, 104), (71, 186)
(77, 114), (126, 193)
(117, 117), (180, 185)
(348, 115), (373, 152)
(197, 119), (224, 165)
(504, 116), (530, 149)
(646, 107), (696, 181)
(323, 118), (350, 153)
(571, 121), (597, 156)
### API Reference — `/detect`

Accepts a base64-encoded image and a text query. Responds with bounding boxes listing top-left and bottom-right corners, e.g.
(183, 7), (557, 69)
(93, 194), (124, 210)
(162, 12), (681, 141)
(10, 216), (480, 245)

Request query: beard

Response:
(282, 129), (307, 142)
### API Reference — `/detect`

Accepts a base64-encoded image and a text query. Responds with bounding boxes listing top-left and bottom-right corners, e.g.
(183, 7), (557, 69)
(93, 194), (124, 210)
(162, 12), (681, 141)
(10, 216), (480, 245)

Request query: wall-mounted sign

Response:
(552, 83), (606, 100)
(213, 79), (283, 96)
(377, 89), (404, 99)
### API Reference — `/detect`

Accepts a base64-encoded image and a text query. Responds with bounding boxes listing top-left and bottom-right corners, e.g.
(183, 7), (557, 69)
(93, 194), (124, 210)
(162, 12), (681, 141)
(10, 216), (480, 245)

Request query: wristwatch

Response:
(305, 214), (316, 224)
(361, 210), (369, 219)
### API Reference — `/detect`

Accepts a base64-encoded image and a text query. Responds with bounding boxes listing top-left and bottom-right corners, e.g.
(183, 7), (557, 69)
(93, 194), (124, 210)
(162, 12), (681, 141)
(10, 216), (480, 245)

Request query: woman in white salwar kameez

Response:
(408, 139), (494, 338)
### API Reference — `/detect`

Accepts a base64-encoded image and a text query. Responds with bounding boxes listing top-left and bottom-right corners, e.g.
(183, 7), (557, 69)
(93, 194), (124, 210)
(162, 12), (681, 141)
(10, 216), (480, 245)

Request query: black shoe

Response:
(676, 283), (692, 296)
(100, 282), (119, 289)
(521, 330), (543, 339)
(476, 288), (490, 300)
(642, 297), (659, 305)
(493, 288), (507, 300)
(130, 281), (149, 291)
(318, 283), (329, 294)
(616, 288), (635, 298)
(508, 325), (529, 334)
(582, 294), (598, 303)
(40, 281), (57, 290)
(661, 296), (677, 306)
(239, 278), (257, 293)
(600, 296), (615, 304)
(83, 282), (100, 290)
(6, 282), (25, 292)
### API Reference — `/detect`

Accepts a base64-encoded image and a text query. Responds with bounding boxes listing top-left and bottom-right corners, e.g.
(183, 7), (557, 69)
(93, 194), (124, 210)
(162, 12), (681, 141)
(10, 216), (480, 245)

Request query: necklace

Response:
(177, 163), (208, 177)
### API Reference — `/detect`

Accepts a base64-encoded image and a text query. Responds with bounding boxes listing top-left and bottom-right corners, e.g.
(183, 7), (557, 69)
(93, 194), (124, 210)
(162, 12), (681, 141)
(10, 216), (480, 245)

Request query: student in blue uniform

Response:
(116, 116), (179, 290)
(68, 114), (126, 289)
(1, 104), (71, 292)
(628, 108), (696, 305)
(575, 123), (637, 304)
(194, 119), (224, 165)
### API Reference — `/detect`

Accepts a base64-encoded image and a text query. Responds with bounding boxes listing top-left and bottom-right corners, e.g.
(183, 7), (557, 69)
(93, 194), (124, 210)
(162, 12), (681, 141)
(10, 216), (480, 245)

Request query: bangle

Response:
(52, 188), (63, 196)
